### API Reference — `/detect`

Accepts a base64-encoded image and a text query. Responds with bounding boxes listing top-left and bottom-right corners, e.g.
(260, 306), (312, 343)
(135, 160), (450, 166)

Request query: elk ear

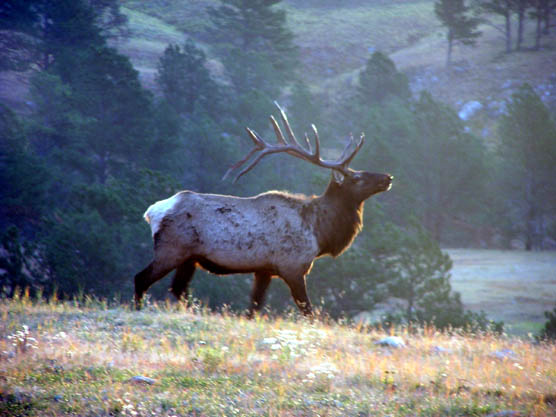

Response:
(332, 170), (345, 185)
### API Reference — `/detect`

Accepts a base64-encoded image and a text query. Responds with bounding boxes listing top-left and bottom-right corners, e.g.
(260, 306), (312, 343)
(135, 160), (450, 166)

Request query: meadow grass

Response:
(1, 293), (555, 416)
(448, 249), (556, 336)
(283, 1), (436, 73)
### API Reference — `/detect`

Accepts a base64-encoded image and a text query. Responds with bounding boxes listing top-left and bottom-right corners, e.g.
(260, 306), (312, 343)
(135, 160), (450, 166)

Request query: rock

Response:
(258, 337), (281, 351)
(490, 349), (517, 360)
(352, 311), (374, 326)
(1, 350), (16, 360)
(502, 79), (514, 89)
(458, 100), (483, 120)
(486, 411), (520, 417)
(129, 375), (156, 385)
(375, 336), (405, 348)
(432, 346), (452, 354)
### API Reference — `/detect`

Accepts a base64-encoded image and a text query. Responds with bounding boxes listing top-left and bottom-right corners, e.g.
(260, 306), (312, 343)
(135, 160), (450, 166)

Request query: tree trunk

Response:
(432, 213), (444, 243)
(525, 179), (540, 250)
(535, 8), (543, 50)
(525, 204), (536, 251)
(99, 152), (108, 185)
(543, 3), (551, 34)
(517, 5), (525, 50)
(505, 12), (512, 52)
(407, 291), (414, 322)
(446, 29), (453, 67)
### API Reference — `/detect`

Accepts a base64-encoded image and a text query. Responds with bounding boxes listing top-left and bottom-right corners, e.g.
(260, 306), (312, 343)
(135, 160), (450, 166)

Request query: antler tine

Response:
(338, 135), (355, 162)
(304, 133), (312, 153)
(271, 106), (318, 162)
(274, 101), (305, 149)
(340, 133), (365, 168)
(230, 148), (274, 183)
(311, 124), (320, 160)
(245, 126), (265, 147)
(222, 128), (264, 181)
(269, 115), (288, 145)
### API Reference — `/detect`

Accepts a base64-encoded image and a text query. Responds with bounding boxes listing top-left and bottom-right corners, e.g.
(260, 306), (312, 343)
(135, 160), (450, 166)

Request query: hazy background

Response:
(1, 0), (555, 335)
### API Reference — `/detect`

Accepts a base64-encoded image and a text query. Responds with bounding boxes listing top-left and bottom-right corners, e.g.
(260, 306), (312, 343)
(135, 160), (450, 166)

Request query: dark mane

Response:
(301, 181), (364, 257)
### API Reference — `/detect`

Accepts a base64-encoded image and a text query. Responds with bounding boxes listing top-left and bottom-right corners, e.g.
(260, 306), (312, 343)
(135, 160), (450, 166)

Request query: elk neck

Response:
(301, 179), (364, 258)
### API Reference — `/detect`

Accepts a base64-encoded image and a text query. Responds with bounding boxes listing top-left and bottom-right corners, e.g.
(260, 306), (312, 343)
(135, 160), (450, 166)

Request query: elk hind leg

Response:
(170, 260), (196, 302)
(247, 271), (272, 319)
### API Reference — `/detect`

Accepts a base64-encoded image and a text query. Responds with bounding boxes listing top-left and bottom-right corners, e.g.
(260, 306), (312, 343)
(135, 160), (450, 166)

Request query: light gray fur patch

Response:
(144, 192), (182, 236)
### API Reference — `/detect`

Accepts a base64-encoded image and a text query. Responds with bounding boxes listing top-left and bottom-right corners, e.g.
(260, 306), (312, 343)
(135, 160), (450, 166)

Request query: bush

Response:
(538, 305), (556, 341)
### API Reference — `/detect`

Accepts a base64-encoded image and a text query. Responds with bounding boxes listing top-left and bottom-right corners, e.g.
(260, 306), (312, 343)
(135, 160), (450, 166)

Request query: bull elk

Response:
(134, 104), (393, 316)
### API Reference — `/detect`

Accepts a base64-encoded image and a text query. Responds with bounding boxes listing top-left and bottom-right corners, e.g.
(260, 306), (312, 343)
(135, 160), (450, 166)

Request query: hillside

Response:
(1, 297), (555, 416)
(2, 1), (555, 118)
(116, 0), (556, 116)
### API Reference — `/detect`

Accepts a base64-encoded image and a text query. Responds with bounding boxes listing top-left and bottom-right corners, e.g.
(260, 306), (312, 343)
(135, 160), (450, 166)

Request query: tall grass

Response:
(1, 292), (554, 416)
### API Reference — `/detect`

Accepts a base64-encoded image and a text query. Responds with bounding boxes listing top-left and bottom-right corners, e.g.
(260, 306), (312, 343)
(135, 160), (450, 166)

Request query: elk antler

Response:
(223, 102), (365, 183)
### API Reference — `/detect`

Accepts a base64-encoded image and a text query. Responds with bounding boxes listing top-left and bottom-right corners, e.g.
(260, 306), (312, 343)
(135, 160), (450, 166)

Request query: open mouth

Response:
(381, 175), (393, 191)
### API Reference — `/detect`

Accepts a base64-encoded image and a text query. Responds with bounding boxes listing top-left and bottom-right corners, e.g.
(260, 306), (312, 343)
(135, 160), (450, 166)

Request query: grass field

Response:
(447, 249), (556, 336)
(1, 296), (555, 416)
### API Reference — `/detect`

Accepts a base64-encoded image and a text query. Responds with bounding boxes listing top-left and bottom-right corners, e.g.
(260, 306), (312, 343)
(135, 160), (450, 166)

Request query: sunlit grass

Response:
(1, 292), (554, 416)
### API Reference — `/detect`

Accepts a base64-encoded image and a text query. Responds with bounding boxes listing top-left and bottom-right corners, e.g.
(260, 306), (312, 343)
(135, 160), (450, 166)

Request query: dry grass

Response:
(1, 294), (555, 416)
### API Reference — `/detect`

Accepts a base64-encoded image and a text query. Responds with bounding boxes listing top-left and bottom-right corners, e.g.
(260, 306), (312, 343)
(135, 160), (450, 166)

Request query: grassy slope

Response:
(448, 249), (556, 336)
(3, 1), (555, 119)
(1, 298), (555, 416)
(109, 7), (185, 91)
(119, 0), (556, 109)
(391, 19), (556, 108)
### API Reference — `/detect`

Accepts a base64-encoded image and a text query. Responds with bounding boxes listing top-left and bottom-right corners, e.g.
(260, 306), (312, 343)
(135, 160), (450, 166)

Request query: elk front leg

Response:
(283, 275), (313, 317)
(170, 260), (196, 301)
(247, 271), (272, 319)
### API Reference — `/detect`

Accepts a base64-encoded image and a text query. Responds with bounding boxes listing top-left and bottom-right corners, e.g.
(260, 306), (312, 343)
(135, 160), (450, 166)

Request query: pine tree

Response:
(156, 40), (219, 116)
(409, 92), (490, 242)
(0, 0), (126, 71)
(515, 0), (528, 50)
(31, 46), (157, 185)
(478, 0), (515, 52)
(530, 0), (556, 49)
(357, 52), (411, 105)
(207, 0), (298, 132)
(0, 104), (49, 230)
(435, 0), (482, 66)
(207, 0), (297, 80)
(538, 304), (556, 341)
(387, 220), (455, 324)
(21, 0), (181, 297)
(498, 84), (556, 249)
